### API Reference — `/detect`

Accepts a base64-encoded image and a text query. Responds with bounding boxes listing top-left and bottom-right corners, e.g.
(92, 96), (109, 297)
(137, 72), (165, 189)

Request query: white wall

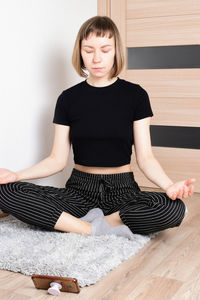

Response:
(0, 0), (97, 187)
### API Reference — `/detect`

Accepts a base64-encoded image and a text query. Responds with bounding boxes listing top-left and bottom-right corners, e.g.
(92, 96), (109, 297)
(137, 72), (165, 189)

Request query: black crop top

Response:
(52, 77), (153, 167)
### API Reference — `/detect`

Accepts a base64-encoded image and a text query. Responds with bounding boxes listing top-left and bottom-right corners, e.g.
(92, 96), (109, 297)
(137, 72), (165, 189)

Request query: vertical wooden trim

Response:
(98, 0), (127, 78)
(110, 0), (127, 78)
(97, 0), (111, 16)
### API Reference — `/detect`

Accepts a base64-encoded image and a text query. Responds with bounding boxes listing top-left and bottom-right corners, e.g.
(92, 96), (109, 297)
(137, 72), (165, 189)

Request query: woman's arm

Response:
(16, 124), (71, 181)
(16, 156), (66, 181)
(133, 117), (196, 199)
(133, 117), (173, 190)
(0, 124), (71, 183)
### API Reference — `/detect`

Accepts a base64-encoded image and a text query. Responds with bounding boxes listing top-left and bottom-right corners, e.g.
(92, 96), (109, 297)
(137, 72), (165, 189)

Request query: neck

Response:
(86, 76), (118, 87)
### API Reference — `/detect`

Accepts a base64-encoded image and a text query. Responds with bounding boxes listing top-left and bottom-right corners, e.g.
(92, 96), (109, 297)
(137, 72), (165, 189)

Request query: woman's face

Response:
(81, 32), (115, 80)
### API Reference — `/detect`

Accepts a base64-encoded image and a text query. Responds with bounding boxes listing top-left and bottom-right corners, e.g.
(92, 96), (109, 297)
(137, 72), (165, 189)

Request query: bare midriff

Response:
(74, 163), (132, 174)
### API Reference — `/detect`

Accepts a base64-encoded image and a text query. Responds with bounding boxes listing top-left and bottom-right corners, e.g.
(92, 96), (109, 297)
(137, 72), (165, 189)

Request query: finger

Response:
(0, 174), (11, 184)
(183, 185), (189, 198)
(171, 192), (177, 200)
(177, 188), (183, 199)
(168, 192), (174, 200)
(0, 176), (7, 183)
(181, 186), (185, 198)
(185, 178), (196, 186)
(9, 174), (16, 181)
(189, 185), (194, 196)
(0, 179), (8, 184)
(188, 188), (192, 197)
(180, 187), (186, 198)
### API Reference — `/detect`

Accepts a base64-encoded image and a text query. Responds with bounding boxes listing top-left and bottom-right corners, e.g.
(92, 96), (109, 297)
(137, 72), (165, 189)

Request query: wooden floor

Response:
(0, 188), (200, 300)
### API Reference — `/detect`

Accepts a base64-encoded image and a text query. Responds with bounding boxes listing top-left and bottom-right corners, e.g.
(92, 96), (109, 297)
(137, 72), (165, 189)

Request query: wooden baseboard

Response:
(140, 186), (163, 192)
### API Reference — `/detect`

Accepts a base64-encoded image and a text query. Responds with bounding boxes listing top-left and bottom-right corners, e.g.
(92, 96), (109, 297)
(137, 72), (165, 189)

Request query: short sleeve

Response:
(52, 92), (70, 126)
(133, 86), (154, 121)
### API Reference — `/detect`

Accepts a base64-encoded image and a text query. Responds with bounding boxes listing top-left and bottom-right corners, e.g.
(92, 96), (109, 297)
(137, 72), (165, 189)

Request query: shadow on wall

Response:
(26, 48), (75, 188)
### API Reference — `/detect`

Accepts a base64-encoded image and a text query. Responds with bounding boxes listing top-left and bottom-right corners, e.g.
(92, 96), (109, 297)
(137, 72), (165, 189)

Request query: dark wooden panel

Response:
(148, 125), (200, 149)
(128, 45), (200, 69)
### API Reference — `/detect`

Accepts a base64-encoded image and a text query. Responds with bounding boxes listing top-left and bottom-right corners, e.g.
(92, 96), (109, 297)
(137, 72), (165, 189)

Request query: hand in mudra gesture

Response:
(0, 168), (19, 184)
(166, 178), (196, 200)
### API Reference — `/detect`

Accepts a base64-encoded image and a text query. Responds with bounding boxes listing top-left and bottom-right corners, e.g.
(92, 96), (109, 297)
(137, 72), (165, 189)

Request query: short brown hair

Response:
(72, 16), (125, 79)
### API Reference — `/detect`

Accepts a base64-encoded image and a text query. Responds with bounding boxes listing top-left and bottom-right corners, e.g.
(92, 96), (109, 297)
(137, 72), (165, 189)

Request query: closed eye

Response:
(85, 50), (110, 54)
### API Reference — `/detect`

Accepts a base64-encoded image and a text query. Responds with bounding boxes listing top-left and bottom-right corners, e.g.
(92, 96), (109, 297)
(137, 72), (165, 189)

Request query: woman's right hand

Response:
(0, 168), (19, 184)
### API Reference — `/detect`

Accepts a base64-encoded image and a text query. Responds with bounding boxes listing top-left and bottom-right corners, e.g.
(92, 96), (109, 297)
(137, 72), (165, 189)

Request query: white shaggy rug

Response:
(0, 215), (158, 287)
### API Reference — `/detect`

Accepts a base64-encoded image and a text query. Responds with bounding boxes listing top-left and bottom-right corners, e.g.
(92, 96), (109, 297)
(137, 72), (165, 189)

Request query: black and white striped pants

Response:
(0, 168), (186, 235)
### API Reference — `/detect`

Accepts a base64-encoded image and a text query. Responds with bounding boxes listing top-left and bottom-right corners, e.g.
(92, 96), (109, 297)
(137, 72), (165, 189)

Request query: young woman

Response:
(0, 16), (196, 239)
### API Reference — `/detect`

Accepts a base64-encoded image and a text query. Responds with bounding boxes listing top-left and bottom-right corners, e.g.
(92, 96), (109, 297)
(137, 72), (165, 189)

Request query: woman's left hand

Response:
(165, 178), (196, 200)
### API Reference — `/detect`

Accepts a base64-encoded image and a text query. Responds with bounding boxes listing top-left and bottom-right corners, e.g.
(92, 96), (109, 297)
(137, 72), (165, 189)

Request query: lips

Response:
(92, 68), (103, 71)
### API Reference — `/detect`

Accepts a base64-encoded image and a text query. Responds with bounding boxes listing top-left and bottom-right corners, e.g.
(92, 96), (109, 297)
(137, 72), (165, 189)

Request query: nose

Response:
(93, 51), (101, 62)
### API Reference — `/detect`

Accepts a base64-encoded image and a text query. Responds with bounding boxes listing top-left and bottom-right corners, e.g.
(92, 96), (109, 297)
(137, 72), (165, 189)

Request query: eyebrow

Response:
(83, 45), (112, 48)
